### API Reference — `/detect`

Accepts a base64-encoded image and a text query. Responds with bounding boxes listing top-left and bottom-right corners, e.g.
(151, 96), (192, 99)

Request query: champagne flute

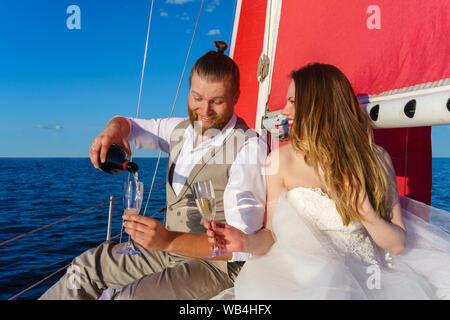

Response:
(117, 178), (143, 255)
(192, 180), (228, 258)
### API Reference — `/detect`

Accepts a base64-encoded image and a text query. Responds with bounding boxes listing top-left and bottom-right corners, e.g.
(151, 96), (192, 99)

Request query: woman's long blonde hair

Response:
(289, 63), (392, 225)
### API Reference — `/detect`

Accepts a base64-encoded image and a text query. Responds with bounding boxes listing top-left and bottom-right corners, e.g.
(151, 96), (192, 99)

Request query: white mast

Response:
(229, 0), (242, 59)
(254, 0), (283, 135)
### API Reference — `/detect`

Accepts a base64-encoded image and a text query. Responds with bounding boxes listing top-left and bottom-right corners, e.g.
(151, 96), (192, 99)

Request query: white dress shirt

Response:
(126, 114), (267, 261)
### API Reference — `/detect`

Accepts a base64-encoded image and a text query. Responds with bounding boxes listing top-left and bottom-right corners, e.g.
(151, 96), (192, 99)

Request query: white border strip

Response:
(255, 0), (283, 134)
(229, 0), (242, 59)
(369, 79), (450, 103)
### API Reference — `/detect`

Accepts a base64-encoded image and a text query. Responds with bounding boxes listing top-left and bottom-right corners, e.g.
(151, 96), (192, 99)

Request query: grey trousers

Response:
(39, 241), (243, 300)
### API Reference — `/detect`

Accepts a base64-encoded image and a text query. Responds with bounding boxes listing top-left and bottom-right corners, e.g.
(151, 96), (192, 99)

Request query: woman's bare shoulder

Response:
(267, 143), (296, 164)
(266, 143), (304, 176)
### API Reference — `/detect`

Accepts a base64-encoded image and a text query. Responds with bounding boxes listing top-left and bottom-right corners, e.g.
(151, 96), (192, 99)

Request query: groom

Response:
(39, 44), (267, 299)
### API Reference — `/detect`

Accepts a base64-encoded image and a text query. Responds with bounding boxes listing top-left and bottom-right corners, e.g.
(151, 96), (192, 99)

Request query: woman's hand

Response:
(204, 221), (248, 253)
(357, 193), (379, 223)
(357, 193), (406, 255)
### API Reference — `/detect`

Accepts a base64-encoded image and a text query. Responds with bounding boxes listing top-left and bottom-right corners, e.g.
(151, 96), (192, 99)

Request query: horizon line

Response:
(0, 156), (170, 159)
(1, 156), (449, 159)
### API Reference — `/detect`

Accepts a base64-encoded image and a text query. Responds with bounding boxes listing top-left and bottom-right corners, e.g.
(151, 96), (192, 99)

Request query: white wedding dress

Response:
(213, 187), (450, 300)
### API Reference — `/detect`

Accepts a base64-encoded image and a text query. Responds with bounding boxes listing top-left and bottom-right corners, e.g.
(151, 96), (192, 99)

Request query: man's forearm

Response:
(166, 231), (232, 261)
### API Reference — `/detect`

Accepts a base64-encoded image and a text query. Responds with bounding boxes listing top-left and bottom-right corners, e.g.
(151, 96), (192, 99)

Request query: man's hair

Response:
(189, 45), (240, 97)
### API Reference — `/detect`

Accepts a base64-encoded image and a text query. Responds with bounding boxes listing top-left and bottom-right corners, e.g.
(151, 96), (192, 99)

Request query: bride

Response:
(206, 63), (450, 299)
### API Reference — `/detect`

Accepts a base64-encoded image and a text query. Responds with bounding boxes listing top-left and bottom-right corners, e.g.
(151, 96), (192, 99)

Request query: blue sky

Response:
(0, 0), (236, 158)
(0, 0), (448, 158)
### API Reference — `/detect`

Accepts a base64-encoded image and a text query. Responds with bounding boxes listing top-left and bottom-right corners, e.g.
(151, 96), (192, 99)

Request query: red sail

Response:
(232, 0), (267, 129)
(233, 0), (450, 204)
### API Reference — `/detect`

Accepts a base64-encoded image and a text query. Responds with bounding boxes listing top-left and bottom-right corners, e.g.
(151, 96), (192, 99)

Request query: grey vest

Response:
(164, 117), (254, 274)
(165, 117), (253, 233)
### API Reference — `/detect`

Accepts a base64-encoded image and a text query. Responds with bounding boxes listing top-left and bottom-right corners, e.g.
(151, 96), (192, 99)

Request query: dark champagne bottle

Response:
(99, 144), (139, 174)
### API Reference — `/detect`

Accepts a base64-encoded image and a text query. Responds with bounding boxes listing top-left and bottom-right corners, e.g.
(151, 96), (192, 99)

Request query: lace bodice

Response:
(284, 187), (383, 265)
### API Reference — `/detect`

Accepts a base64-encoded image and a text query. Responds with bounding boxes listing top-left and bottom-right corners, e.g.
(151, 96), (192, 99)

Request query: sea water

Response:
(0, 157), (448, 300)
(0, 158), (167, 300)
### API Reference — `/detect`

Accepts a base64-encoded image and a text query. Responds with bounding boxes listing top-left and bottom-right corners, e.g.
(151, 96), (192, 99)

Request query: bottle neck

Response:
(123, 160), (138, 173)
(123, 160), (131, 171)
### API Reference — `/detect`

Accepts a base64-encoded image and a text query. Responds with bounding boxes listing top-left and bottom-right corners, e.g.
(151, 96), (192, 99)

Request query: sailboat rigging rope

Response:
(8, 262), (73, 300)
(134, 0), (154, 123)
(0, 183), (165, 249)
(8, 232), (125, 300)
(7, 204), (166, 300)
(8, 0), (207, 299)
(121, 0), (155, 240)
(142, 0), (205, 217)
(0, 200), (113, 248)
(126, 0), (154, 182)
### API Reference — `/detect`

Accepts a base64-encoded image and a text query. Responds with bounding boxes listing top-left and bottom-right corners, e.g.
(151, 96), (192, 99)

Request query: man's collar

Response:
(222, 113), (237, 132)
(188, 113), (237, 148)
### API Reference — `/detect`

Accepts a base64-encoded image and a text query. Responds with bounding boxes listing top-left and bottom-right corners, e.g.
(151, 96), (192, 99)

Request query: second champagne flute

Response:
(192, 180), (228, 258)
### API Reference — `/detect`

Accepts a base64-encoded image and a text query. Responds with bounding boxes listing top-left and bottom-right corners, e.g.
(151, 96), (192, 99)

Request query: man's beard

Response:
(188, 106), (234, 135)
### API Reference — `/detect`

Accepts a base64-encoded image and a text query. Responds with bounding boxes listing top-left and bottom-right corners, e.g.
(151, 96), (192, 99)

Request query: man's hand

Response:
(89, 116), (131, 169)
(123, 214), (174, 251)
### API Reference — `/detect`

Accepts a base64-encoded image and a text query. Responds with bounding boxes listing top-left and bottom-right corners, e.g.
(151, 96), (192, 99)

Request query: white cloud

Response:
(207, 29), (221, 36)
(206, 0), (220, 12)
(166, 0), (195, 4)
(36, 124), (63, 131)
(160, 11), (168, 17)
(176, 12), (190, 21)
